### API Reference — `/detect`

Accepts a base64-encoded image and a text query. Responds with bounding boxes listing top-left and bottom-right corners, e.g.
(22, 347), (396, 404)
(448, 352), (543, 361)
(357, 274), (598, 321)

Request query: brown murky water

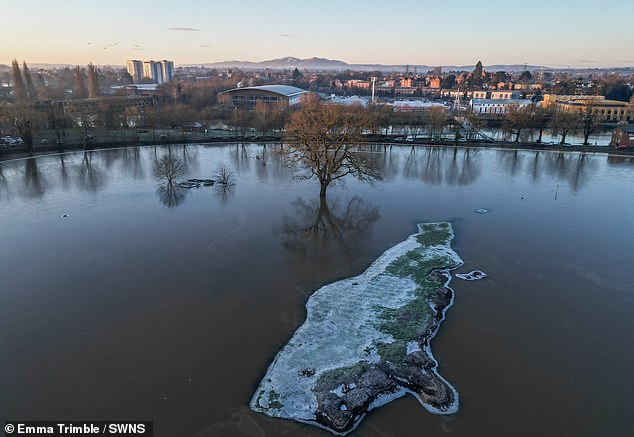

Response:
(1, 145), (633, 436)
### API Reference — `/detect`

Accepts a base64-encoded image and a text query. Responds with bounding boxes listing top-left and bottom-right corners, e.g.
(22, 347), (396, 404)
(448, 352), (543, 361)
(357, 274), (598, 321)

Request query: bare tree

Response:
(214, 163), (236, 186)
(530, 105), (551, 143)
(154, 154), (184, 186)
(580, 105), (600, 145)
(502, 104), (531, 142)
(282, 99), (380, 199)
(428, 107), (447, 140)
(0, 103), (39, 154)
(551, 110), (579, 145)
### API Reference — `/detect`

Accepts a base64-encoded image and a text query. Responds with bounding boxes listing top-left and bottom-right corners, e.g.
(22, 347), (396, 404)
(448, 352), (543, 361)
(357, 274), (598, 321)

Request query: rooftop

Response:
(219, 85), (307, 97)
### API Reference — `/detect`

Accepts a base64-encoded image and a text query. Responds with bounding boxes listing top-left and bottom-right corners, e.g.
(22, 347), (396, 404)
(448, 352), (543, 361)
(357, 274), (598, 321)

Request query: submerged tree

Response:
(282, 99), (380, 199)
(154, 154), (184, 186)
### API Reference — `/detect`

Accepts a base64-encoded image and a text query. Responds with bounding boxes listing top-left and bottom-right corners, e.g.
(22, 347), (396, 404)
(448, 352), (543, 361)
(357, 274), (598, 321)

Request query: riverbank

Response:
(1, 133), (633, 163)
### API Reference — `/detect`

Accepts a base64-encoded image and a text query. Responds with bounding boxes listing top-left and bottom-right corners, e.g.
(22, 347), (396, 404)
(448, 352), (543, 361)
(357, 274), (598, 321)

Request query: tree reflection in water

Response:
(277, 196), (380, 263)
(156, 183), (187, 208)
(23, 158), (46, 198)
(403, 146), (480, 185)
(540, 151), (595, 192)
(77, 151), (105, 193)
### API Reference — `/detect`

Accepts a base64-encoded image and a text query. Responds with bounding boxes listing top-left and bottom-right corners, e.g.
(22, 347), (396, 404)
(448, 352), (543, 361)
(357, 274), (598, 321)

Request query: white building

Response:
(126, 60), (143, 83)
(143, 61), (164, 84)
(470, 98), (532, 115)
(472, 91), (520, 100)
(389, 100), (448, 112)
(127, 59), (175, 84)
(160, 60), (174, 83)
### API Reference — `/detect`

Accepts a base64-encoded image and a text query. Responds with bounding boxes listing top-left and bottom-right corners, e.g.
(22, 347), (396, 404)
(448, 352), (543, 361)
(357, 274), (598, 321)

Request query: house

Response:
(610, 126), (634, 149)
(428, 77), (441, 89)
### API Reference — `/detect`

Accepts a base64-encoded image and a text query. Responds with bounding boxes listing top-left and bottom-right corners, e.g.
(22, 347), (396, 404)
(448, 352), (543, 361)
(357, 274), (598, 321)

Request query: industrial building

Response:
(217, 85), (308, 109)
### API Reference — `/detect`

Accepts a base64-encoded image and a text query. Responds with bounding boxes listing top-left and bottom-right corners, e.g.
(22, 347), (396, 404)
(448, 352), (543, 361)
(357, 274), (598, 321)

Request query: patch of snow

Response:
(456, 270), (488, 281)
(250, 222), (464, 431)
(406, 341), (422, 355)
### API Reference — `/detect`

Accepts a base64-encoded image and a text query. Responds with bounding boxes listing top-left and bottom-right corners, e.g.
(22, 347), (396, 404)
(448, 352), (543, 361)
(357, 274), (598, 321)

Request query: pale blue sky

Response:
(3, 0), (633, 68)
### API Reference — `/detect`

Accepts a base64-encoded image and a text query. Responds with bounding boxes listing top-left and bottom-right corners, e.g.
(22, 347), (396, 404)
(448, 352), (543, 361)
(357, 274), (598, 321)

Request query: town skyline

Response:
(3, 0), (634, 69)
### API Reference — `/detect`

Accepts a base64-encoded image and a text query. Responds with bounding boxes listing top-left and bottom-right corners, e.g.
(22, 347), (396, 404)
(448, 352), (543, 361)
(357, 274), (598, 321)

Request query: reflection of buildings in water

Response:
(607, 155), (634, 165)
(277, 196), (380, 262)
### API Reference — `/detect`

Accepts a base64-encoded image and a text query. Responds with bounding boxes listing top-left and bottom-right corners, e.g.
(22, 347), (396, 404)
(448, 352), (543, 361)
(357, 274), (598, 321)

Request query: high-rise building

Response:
(160, 60), (174, 83)
(126, 59), (175, 84)
(126, 60), (143, 83)
(143, 61), (163, 84)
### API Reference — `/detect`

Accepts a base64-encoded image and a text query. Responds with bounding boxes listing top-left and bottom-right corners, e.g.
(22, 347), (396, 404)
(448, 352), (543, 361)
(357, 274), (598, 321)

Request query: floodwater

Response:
(1, 144), (633, 437)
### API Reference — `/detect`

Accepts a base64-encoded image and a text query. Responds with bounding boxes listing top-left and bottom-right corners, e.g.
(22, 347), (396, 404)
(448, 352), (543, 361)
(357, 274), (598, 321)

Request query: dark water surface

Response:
(1, 144), (633, 436)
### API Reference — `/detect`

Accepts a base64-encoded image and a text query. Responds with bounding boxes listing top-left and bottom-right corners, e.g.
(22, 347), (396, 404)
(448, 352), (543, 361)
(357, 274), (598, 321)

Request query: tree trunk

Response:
(583, 132), (590, 146)
(319, 182), (328, 199)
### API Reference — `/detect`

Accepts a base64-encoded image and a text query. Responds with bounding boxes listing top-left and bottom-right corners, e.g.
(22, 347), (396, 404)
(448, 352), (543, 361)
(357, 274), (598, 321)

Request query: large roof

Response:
(219, 85), (307, 97)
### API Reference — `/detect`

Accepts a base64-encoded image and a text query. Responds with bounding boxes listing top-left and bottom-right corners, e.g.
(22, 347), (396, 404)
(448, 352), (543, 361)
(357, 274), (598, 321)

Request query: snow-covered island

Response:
(251, 222), (465, 434)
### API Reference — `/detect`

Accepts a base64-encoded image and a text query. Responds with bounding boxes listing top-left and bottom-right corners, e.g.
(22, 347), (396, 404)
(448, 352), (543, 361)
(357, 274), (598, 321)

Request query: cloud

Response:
(167, 27), (202, 31)
(574, 59), (598, 64)
(199, 44), (214, 48)
(280, 33), (291, 37)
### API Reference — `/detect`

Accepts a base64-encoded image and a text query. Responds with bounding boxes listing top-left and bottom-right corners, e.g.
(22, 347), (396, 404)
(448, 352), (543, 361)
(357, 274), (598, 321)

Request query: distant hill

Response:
(189, 57), (552, 72)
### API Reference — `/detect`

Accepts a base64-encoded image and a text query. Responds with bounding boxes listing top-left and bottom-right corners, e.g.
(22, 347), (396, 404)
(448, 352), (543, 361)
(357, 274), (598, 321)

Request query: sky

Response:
(3, 0), (634, 69)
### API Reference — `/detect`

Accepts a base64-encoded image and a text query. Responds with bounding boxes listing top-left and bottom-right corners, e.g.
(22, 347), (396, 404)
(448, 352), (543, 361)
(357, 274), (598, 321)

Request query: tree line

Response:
(0, 61), (623, 156)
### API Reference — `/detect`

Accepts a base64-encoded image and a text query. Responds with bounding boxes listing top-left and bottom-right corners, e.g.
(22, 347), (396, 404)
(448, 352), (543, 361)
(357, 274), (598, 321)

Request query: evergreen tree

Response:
(474, 60), (483, 77)
(22, 61), (36, 100)
(73, 65), (87, 98)
(11, 59), (27, 101)
(87, 63), (99, 98)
